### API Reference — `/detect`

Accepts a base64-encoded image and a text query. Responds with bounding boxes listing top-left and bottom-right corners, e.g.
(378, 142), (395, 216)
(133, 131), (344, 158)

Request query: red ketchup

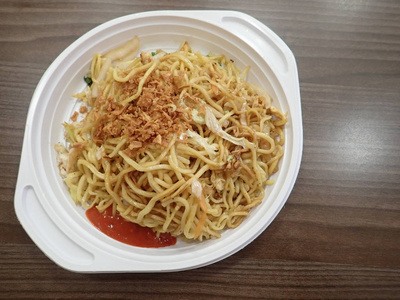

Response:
(86, 206), (177, 248)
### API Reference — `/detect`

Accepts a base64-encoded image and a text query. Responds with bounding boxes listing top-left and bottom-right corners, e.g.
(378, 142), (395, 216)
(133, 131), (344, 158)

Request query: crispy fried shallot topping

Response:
(91, 69), (193, 156)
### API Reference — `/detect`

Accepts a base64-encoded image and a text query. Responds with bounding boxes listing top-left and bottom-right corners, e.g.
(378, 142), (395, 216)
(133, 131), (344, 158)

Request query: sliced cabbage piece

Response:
(185, 130), (219, 159)
(204, 106), (253, 149)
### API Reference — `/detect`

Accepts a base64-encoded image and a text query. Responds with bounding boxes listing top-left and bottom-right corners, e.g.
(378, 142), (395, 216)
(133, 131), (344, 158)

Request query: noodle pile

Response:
(55, 37), (287, 241)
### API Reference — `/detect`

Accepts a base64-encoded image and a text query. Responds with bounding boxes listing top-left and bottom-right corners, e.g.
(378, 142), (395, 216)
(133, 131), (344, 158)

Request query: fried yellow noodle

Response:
(55, 36), (287, 241)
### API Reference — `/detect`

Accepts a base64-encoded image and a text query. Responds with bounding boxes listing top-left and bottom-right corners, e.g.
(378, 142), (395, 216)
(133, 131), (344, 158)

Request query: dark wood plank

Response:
(0, 245), (399, 299)
(0, 0), (399, 298)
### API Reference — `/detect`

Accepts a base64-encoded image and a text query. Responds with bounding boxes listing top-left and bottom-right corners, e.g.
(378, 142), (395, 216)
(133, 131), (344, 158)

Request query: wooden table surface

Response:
(1, 0), (399, 299)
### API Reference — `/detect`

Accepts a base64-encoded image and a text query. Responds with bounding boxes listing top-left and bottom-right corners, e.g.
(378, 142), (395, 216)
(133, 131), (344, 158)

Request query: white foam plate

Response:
(14, 10), (302, 273)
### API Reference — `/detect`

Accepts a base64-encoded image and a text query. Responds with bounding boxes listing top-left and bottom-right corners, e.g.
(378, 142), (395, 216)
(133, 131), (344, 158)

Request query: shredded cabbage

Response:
(191, 109), (205, 124)
(186, 130), (218, 158)
(191, 179), (203, 200)
(240, 102), (248, 126)
(204, 106), (252, 149)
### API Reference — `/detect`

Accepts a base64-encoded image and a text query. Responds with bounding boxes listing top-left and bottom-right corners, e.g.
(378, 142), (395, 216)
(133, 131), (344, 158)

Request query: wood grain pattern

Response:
(1, 0), (399, 298)
(1, 245), (400, 299)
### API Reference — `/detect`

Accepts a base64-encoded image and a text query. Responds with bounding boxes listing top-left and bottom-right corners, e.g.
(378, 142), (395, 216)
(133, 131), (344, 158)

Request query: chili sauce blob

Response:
(86, 206), (177, 248)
